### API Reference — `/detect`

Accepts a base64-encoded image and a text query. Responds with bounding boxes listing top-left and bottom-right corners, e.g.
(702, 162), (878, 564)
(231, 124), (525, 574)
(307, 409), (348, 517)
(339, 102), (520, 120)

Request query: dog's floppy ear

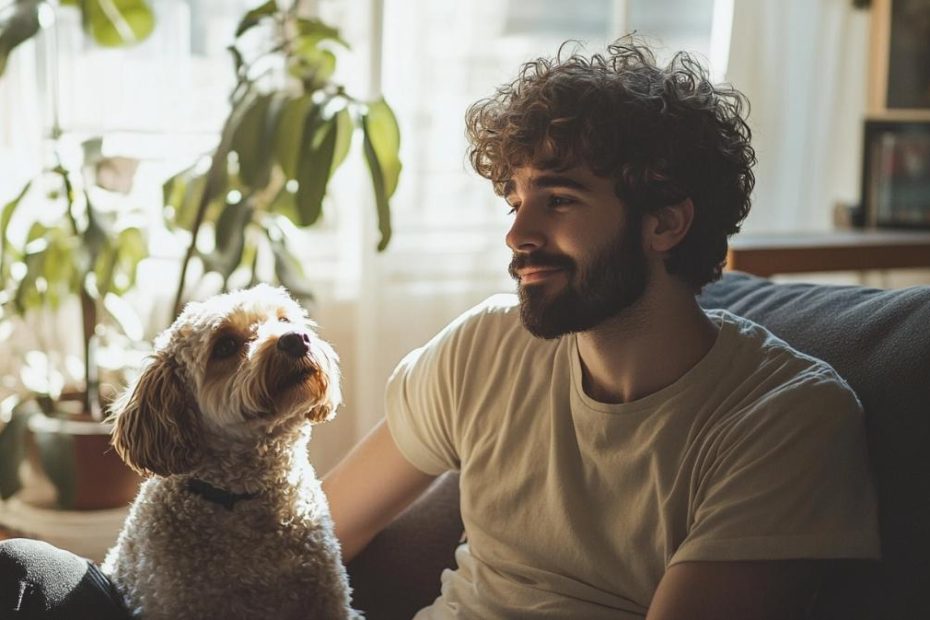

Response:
(308, 337), (342, 424)
(109, 353), (203, 476)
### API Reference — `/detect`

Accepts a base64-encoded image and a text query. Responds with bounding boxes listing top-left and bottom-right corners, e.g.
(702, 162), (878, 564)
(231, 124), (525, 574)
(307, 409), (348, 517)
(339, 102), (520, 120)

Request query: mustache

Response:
(508, 252), (576, 281)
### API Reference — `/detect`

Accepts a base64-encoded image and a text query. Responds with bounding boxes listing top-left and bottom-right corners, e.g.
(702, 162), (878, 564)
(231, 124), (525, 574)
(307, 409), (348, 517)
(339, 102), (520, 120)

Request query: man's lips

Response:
(517, 266), (565, 284)
(509, 252), (574, 283)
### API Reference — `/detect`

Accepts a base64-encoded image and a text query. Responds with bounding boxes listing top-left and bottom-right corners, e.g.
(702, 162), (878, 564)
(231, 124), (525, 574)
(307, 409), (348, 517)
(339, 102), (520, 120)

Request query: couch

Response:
(346, 271), (930, 620)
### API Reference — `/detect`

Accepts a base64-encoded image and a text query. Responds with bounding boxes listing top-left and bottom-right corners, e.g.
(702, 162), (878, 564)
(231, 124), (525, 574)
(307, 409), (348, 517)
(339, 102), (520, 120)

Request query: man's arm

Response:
(322, 419), (438, 563)
(646, 560), (821, 620)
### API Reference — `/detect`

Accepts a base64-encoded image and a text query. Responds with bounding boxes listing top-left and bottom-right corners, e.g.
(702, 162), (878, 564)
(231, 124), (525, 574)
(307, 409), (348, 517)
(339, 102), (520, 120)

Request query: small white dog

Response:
(102, 284), (360, 619)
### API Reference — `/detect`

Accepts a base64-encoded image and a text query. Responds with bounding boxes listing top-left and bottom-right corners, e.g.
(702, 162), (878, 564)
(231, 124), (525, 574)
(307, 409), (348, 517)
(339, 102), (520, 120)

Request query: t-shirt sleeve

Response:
(384, 306), (480, 476)
(670, 372), (881, 565)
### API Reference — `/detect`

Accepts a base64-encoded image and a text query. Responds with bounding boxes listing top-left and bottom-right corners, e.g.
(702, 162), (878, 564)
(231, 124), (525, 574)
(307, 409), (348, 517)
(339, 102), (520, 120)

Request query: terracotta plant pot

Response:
(26, 413), (141, 511)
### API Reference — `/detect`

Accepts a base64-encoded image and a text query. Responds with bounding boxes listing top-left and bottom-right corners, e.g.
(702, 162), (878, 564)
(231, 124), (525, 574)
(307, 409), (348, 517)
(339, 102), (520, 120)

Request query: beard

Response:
(508, 219), (649, 339)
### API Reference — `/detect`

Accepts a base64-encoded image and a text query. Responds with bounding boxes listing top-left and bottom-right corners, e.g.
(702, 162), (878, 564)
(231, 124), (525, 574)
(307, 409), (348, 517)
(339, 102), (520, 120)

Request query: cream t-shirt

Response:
(385, 295), (880, 619)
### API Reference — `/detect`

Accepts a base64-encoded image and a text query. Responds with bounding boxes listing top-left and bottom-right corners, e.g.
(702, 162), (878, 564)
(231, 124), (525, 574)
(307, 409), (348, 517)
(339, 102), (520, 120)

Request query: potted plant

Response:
(0, 137), (149, 510)
(0, 0), (156, 512)
(0, 0), (403, 513)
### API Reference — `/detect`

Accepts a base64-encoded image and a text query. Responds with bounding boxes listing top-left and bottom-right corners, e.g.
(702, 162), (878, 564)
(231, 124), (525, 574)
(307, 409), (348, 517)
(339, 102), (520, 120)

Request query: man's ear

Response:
(642, 198), (694, 254)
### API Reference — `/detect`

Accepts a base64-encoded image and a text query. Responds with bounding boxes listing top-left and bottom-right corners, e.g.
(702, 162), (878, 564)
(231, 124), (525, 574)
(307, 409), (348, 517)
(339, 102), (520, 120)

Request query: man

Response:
(323, 40), (880, 619)
(0, 40), (879, 619)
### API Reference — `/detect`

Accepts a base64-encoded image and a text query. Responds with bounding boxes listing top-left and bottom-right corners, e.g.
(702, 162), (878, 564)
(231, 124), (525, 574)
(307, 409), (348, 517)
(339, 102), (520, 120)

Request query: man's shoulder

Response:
(443, 293), (525, 338)
(710, 308), (846, 378)
(707, 309), (862, 426)
(402, 294), (534, 368)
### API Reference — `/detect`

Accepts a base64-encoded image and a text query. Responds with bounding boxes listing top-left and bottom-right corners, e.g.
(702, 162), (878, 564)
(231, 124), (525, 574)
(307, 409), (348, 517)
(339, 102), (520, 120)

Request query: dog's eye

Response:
(278, 316), (291, 323)
(211, 336), (240, 359)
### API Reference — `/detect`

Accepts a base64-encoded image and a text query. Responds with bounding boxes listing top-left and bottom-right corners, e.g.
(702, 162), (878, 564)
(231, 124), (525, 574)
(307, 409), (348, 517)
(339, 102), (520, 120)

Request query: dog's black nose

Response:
(277, 332), (310, 357)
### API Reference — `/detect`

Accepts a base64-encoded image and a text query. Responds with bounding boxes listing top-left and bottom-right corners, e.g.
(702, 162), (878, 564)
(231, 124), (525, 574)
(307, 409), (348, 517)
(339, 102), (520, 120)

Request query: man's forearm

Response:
(322, 419), (438, 563)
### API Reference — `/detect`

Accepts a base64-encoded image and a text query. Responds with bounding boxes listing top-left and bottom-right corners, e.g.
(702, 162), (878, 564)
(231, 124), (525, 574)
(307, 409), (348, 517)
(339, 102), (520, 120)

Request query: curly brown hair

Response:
(465, 39), (756, 290)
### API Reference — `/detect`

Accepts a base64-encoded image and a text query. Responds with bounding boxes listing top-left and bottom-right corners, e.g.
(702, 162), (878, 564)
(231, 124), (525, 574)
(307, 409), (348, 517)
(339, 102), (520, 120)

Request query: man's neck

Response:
(575, 278), (718, 405)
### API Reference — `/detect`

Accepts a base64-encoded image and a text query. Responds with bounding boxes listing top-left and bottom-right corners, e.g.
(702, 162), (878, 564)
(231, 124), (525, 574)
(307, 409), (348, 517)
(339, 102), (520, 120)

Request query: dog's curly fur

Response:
(101, 284), (360, 619)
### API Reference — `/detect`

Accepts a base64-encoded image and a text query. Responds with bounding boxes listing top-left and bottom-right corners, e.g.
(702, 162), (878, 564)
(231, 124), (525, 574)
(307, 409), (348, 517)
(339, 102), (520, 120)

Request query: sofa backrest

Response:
(698, 272), (930, 620)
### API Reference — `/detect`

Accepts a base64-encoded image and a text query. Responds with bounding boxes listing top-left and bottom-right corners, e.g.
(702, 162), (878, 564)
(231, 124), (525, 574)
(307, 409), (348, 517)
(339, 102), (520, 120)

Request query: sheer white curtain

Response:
(725, 0), (871, 232)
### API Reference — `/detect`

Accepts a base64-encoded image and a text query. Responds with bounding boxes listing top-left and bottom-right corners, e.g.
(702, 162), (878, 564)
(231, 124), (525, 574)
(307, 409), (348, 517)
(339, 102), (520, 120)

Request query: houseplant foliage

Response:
(0, 0), (154, 511)
(0, 139), (148, 508)
(164, 0), (402, 315)
(0, 0), (155, 78)
(0, 0), (402, 509)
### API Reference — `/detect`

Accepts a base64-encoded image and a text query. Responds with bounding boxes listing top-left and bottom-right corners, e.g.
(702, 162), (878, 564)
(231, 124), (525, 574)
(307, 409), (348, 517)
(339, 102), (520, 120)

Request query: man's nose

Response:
(505, 206), (545, 253)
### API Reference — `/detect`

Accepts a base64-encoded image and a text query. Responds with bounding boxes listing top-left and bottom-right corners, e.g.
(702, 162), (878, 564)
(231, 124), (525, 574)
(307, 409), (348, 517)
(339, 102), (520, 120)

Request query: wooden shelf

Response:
(726, 230), (930, 277)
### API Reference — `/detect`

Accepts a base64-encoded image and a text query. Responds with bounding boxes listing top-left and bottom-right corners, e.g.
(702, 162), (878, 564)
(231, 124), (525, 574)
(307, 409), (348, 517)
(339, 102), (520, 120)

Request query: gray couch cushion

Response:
(347, 471), (463, 619)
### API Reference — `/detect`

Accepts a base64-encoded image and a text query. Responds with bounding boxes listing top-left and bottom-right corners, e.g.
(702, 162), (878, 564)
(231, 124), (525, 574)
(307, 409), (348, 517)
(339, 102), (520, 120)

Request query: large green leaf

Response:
(330, 105), (353, 175)
(0, 0), (41, 78)
(288, 44), (336, 91)
(96, 226), (145, 295)
(295, 114), (338, 227)
(361, 98), (402, 251)
(196, 89), (257, 222)
(81, 0), (155, 48)
(234, 0), (277, 38)
(228, 44), (245, 77)
(295, 18), (348, 49)
(82, 193), (113, 265)
(268, 182), (299, 224)
(274, 95), (314, 180)
(15, 224), (83, 313)
(269, 232), (314, 300)
(232, 95), (282, 189)
(162, 164), (226, 232)
(163, 164), (196, 227)
(112, 226), (146, 291)
(362, 98), (402, 197)
(201, 199), (253, 279)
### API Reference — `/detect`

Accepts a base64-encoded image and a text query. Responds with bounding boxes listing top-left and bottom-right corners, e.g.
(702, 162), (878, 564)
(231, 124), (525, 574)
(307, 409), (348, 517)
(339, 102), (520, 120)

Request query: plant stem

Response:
(171, 93), (251, 317)
(55, 163), (98, 417)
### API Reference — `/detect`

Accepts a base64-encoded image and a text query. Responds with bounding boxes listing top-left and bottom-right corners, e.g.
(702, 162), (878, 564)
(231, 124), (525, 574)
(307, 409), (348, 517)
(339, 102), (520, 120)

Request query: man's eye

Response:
(506, 202), (520, 215)
(548, 195), (574, 208)
(212, 336), (240, 359)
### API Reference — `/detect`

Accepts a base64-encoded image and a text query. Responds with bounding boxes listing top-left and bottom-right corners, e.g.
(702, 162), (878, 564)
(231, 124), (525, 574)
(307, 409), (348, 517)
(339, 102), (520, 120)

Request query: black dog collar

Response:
(185, 478), (260, 510)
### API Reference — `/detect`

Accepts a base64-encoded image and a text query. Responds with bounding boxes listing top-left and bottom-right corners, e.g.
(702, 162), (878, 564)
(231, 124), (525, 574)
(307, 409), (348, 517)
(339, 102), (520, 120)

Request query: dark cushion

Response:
(697, 271), (930, 620)
(348, 272), (930, 620)
(347, 471), (463, 620)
